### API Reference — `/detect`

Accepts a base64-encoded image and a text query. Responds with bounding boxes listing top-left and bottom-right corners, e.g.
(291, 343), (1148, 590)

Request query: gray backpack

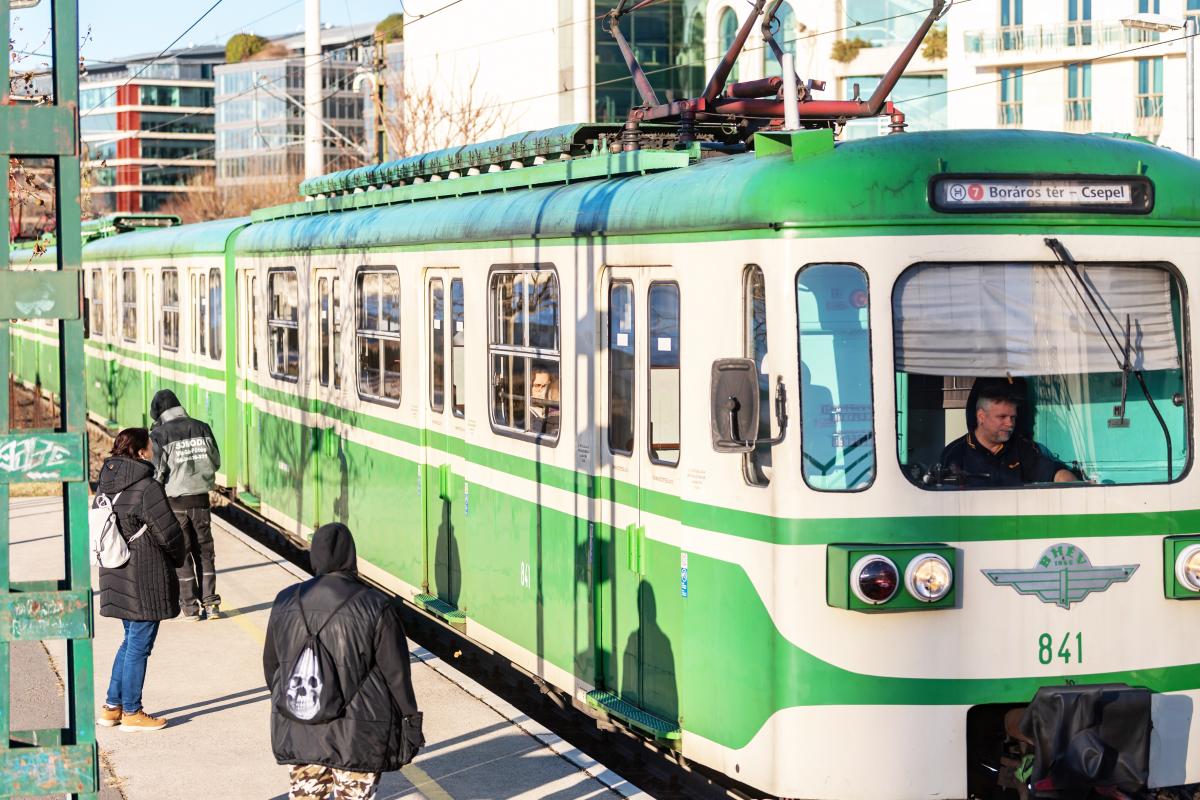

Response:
(88, 492), (146, 568)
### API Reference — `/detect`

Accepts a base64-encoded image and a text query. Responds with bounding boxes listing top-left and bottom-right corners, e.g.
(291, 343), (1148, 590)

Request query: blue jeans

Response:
(105, 620), (161, 714)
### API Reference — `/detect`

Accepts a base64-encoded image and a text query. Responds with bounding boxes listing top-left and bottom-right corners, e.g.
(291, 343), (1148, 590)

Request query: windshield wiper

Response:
(1044, 238), (1173, 480)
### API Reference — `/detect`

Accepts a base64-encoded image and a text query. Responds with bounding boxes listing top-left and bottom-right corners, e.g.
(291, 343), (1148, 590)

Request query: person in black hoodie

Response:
(95, 428), (187, 732)
(263, 523), (422, 800)
(148, 388), (222, 620)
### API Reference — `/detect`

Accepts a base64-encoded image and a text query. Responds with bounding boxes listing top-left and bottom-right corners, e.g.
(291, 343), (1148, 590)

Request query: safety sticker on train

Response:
(932, 176), (1151, 212)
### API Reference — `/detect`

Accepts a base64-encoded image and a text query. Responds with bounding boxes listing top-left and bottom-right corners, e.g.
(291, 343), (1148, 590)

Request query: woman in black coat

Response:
(95, 427), (186, 732)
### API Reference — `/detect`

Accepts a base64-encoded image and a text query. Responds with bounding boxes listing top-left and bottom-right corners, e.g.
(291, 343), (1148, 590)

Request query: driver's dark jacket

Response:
(940, 431), (1066, 487)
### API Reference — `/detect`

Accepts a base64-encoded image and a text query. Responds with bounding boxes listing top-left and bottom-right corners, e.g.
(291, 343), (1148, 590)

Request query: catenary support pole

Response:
(305, 0), (323, 180)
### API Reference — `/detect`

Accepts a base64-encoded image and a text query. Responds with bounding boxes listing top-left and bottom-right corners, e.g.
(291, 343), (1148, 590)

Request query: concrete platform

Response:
(9, 496), (650, 800)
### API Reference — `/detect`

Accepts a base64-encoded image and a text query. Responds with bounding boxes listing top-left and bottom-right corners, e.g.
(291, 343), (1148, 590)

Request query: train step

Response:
(413, 593), (466, 629)
(585, 689), (681, 744)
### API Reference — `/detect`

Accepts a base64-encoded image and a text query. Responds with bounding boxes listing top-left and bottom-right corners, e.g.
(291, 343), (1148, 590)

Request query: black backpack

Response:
(276, 583), (367, 725)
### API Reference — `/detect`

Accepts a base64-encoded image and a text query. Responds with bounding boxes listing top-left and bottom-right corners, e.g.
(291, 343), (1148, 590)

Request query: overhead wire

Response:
(893, 28), (1197, 107)
(81, 36), (367, 152)
(82, 0), (227, 117)
(404, 0), (468, 26)
(469, 0), (977, 113)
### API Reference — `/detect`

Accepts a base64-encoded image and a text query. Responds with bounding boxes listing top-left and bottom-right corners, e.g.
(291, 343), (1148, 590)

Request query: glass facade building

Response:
(79, 47), (224, 215)
(593, 0), (706, 123)
(214, 23), (375, 192)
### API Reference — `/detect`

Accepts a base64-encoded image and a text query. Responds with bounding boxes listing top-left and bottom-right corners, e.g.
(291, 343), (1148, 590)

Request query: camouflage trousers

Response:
(288, 764), (381, 800)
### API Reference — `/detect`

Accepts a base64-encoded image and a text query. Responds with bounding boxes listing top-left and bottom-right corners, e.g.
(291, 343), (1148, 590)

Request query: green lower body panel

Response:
(586, 689), (681, 743)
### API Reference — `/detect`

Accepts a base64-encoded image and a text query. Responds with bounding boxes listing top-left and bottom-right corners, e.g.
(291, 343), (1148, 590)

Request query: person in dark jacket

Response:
(149, 388), (222, 620)
(96, 427), (187, 732)
(263, 523), (422, 800)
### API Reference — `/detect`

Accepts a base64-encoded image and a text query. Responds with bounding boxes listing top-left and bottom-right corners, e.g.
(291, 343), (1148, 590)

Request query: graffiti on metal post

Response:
(0, 433), (86, 483)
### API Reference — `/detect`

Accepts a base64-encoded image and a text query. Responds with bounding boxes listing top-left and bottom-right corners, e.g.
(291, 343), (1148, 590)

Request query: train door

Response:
(601, 266), (683, 729)
(143, 269), (156, 427)
(422, 269), (467, 607)
(313, 268), (347, 523)
(237, 269), (259, 500)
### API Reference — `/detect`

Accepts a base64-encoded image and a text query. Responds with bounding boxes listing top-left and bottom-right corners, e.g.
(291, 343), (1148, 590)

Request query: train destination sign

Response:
(930, 175), (1153, 214)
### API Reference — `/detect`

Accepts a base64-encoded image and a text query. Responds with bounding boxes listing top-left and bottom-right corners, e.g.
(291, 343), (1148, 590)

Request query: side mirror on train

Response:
(711, 359), (761, 453)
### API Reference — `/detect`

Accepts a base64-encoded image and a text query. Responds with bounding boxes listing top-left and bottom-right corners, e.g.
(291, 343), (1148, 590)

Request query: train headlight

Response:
(851, 555), (899, 605)
(905, 553), (953, 602)
(1175, 544), (1200, 592)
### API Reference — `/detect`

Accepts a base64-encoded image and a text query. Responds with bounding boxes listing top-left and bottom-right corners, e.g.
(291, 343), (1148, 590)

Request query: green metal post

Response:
(0, 0), (97, 796)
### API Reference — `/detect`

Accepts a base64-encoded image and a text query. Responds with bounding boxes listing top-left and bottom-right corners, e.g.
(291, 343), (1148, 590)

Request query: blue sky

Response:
(11, 0), (403, 69)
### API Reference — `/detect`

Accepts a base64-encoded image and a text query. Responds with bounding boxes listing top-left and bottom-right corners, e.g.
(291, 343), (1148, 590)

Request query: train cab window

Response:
(450, 278), (464, 417)
(796, 264), (875, 491)
(162, 268), (179, 351)
(268, 269), (300, 382)
(121, 269), (137, 343)
(609, 281), (634, 455)
(744, 265), (771, 486)
(208, 268), (222, 360)
(90, 269), (104, 338)
(356, 268), (401, 403)
(894, 262), (1189, 488)
(489, 268), (560, 442)
(648, 282), (680, 466)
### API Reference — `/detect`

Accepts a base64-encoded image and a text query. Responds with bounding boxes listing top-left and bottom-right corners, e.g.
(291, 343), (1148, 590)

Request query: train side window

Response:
(332, 277), (342, 389)
(744, 265), (771, 486)
(195, 272), (208, 356)
(450, 278), (464, 417)
(120, 268), (137, 343)
(162, 268), (179, 351)
(209, 268), (222, 360)
(648, 282), (680, 466)
(317, 276), (342, 389)
(319, 277), (331, 387)
(356, 267), (401, 404)
(90, 269), (104, 338)
(268, 268), (300, 382)
(145, 273), (155, 347)
(796, 263), (875, 492)
(250, 275), (259, 370)
(430, 278), (444, 412)
(489, 267), (560, 443)
(608, 281), (634, 455)
(894, 261), (1189, 488)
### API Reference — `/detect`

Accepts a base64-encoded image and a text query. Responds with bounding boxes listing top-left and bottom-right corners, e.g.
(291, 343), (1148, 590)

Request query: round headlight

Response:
(1175, 544), (1200, 592)
(905, 553), (953, 602)
(851, 555), (899, 605)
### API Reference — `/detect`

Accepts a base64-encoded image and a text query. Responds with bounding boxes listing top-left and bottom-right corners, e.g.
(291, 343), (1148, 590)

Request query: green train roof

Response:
(83, 216), (250, 261)
(237, 129), (1200, 255)
(68, 128), (1200, 262)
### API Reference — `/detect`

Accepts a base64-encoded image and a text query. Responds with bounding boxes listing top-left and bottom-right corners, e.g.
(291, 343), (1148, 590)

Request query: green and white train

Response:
(11, 124), (1200, 799)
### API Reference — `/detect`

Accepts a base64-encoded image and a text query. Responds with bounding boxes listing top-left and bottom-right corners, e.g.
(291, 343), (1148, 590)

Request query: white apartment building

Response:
(951, 0), (1197, 152)
(399, 0), (1197, 152)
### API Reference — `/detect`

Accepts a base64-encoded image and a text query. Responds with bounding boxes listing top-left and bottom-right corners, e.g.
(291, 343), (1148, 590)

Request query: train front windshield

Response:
(893, 261), (1189, 488)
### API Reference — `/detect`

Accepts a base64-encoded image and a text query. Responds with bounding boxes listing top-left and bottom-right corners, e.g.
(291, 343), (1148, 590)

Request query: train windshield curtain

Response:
(894, 263), (1179, 377)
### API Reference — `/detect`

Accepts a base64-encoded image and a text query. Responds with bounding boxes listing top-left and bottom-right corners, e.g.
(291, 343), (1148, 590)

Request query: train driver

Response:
(530, 367), (560, 437)
(940, 385), (1076, 487)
